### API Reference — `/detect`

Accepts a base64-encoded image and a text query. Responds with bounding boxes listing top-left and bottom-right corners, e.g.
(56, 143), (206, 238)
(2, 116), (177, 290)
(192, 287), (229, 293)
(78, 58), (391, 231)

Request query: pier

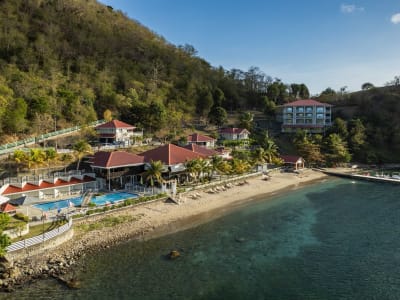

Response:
(319, 169), (400, 185)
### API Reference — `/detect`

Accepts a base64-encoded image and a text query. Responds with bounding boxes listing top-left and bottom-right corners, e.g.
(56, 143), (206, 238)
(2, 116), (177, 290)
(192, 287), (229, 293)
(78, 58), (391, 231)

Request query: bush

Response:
(88, 202), (96, 207)
(14, 212), (29, 222)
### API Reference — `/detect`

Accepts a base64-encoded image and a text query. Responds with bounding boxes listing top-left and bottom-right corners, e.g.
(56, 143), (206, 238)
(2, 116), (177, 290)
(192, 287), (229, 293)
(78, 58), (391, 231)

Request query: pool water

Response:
(34, 192), (138, 211)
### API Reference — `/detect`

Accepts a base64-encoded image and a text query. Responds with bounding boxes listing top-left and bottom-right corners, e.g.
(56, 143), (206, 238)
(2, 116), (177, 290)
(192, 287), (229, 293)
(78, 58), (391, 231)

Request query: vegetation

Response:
(0, 213), (11, 256)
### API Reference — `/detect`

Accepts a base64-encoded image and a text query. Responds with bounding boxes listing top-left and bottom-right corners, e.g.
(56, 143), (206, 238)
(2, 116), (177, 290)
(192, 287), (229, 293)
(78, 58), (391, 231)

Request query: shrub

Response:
(88, 202), (96, 207)
(14, 212), (29, 222)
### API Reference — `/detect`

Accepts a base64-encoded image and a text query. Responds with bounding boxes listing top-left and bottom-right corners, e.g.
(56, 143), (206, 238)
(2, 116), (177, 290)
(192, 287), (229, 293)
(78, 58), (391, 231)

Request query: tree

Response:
(323, 133), (351, 166)
(348, 118), (366, 159)
(73, 140), (92, 170)
(143, 160), (164, 192)
(0, 213), (11, 257)
(238, 112), (254, 131)
(208, 106), (227, 128)
(294, 133), (325, 166)
(361, 82), (374, 90)
(103, 109), (113, 121)
(330, 118), (348, 139)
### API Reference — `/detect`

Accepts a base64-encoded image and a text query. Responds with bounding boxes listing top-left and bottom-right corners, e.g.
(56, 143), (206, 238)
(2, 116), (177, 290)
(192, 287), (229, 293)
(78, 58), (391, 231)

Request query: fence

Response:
(6, 218), (72, 253)
(0, 119), (106, 155)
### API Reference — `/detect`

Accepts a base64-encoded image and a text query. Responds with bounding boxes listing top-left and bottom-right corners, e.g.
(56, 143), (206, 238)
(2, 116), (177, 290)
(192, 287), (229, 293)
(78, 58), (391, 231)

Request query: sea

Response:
(2, 178), (400, 300)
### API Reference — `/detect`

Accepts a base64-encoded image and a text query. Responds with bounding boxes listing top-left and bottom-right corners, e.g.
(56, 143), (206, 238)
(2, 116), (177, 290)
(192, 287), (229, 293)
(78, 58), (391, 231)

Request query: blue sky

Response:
(99, 0), (400, 95)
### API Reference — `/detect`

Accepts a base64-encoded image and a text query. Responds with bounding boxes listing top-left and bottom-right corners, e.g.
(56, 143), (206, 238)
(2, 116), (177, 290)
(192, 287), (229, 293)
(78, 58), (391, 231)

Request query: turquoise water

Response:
(5, 179), (400, 299)
(33, 192), (138, 211)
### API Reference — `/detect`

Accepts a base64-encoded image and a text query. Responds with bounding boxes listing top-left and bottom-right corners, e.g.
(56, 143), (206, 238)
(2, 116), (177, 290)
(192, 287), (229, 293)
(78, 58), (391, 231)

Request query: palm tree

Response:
(185, 159), (201, 183)
(239, 112), (254, 131)
(210, 155), (223, 178)
(231, 158), (251, 175)
(143, 160), (164, 193)
(73, 140), (92, 170)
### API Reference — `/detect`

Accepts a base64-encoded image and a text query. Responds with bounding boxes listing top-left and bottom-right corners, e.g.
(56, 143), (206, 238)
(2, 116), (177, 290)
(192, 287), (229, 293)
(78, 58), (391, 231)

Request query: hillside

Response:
(0, 0), (302, 142)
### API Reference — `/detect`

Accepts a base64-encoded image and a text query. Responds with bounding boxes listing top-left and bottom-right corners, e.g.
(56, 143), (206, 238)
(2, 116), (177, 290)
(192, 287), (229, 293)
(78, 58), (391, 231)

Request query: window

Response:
(305, 106), (313, 113)
(296, 107), (304, 113)
(306, 113), (313, 118)
(285, 107), (293, 113)
(316, 113), (324, 119)
(316, 106), (324, 113)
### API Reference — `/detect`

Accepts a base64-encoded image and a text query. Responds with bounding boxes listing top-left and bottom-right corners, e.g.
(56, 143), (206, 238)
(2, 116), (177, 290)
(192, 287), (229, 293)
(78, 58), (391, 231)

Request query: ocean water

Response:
(3, 178), (400, 300)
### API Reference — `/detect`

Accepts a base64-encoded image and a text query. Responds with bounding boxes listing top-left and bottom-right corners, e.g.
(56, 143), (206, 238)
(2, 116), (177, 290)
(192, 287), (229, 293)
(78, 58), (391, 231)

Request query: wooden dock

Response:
(319, 170), (400, 185)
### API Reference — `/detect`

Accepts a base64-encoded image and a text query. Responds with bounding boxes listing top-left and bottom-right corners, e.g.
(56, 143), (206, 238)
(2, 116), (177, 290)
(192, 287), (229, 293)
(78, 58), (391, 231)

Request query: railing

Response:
(0, 170), (84, 187)
(6, 218), (72, 253)
(0, 119), (106, 155)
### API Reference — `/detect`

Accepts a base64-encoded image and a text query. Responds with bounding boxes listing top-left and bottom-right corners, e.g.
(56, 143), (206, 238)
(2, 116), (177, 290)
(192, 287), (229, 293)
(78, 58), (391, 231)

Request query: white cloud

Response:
(391, 13), (400, 24)
(341, 4), (364, 14)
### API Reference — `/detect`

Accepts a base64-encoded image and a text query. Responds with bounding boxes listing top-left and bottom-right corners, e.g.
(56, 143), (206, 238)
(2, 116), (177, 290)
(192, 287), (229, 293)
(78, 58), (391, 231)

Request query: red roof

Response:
(183, 144), (219, 157)
(219, 128), (250, 134)
(92, 151), (144, 168)
(96, 119), (135, 129)
(283, 99), (331, 107)
(139, 144), (205, 165)
(187, 133), (215, 143)
(281, 155), (303, 164)
(2, 176), (95, 195)
(0, 203), (17, 212)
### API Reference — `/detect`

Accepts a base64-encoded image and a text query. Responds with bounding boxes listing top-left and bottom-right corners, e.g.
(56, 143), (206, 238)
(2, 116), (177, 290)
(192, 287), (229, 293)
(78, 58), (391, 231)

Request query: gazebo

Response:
(281, 155), (305, 170)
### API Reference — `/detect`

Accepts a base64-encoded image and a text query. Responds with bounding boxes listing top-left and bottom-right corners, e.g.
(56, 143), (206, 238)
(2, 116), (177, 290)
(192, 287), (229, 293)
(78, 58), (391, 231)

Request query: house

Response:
(281, 99), (332, 133)
(186, 133), (216, 148)
(90, 151), (145, 191)
(218, 128), (250, 141)
(281, 155), (305, 170)
(95, 119), (143, 146)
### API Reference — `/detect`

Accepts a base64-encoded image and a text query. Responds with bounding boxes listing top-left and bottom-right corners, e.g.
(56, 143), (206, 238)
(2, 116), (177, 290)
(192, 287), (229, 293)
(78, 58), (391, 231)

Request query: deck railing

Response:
(6, 218), (73, 253)
(0, 119), (105, 155)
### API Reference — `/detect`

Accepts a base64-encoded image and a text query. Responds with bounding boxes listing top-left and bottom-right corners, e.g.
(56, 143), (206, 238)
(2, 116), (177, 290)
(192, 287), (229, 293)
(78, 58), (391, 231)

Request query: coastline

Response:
(1, 169), (329, 291)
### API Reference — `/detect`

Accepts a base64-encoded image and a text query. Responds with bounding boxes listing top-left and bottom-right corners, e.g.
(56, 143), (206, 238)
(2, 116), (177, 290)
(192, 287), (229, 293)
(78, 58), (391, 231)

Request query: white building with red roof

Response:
(91, 151), (145, 190)
(281, 99), (332, 133)
(95, 119), (143, 146)
(218, 128), (250, 141)
(187, 133), (216, 148)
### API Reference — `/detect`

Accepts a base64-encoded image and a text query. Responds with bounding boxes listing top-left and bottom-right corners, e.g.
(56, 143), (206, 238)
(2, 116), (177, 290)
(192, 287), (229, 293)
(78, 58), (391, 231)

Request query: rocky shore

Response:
(0, 169), (329, 293)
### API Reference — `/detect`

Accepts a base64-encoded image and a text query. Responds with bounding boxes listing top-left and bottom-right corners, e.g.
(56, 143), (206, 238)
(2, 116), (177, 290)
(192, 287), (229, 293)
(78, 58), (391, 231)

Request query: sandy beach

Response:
(1, 169), (329, 290)
(55, 169), (329, 256)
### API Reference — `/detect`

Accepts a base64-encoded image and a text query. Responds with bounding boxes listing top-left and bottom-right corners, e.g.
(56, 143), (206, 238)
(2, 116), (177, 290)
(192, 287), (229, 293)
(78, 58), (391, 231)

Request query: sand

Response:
(53, 169), (329, 254)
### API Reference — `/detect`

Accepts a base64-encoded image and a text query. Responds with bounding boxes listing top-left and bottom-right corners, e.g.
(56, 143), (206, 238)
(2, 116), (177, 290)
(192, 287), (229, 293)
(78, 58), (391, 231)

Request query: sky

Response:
(98, 0), (400, 95)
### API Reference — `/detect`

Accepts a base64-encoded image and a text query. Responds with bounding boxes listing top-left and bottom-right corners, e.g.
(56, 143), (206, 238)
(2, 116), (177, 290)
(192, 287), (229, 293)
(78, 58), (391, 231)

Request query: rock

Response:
(168, 250), (180, 260)
(235, 237), (246, 243)
(66, 278), (81, 289)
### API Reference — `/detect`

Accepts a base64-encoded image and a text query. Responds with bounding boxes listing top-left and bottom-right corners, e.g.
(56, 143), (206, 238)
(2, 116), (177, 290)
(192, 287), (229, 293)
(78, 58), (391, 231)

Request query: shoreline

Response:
(0, 169), (330, 292)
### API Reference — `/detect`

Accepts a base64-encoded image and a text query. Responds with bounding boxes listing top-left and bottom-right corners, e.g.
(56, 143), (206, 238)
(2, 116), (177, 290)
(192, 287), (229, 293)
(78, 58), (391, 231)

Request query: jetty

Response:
(319, 169), (400, 185)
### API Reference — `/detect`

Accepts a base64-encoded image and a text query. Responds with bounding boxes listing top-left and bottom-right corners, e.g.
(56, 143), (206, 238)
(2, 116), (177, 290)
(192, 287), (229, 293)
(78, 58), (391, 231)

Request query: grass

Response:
(11, 219), (68, 242)
(76, 215), (139, 232)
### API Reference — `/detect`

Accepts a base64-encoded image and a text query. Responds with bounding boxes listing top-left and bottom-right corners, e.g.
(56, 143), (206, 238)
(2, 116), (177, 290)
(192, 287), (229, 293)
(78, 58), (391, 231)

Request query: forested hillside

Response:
(0, 0), (307, 142)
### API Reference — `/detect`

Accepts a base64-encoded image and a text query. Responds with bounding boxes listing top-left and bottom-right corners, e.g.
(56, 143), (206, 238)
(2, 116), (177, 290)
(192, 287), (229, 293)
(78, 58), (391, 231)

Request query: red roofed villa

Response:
(91, 151), (145, 191)
(281, 99), (332, 133)
(218, 128), (250, 141)
(187, 133), (216, 148)
(95, 119), (143, 146)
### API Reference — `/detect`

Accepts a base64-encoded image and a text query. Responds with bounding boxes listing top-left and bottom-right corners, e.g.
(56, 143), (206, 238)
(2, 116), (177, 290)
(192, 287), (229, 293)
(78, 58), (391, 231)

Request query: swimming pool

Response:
(34, 192), (139, 211)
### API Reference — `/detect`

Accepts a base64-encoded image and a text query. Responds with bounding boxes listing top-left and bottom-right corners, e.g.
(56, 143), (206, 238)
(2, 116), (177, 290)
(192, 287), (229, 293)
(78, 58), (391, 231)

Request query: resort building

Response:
(218, 128), (250, 141)
(186, 133), (216, 148)
(281, 99), (332, 133)
(90, 151), (145, 191)
(139, 144), (206, 182)
(95, 119), (143, 146)
(0, 172), (97, 204)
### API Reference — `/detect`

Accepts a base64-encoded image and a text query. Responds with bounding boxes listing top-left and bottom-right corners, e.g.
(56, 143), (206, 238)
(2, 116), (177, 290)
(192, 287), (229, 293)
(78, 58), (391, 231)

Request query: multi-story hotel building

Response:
(281, 99), (332, 133)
